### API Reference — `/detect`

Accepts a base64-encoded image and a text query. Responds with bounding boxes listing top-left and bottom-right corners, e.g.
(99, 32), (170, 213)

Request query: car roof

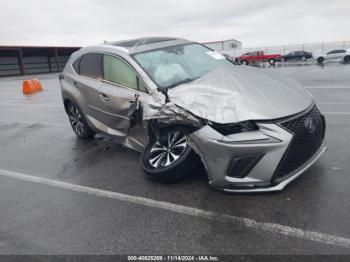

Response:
(71, 37), (195, 60)
(108, 37), (178, 48)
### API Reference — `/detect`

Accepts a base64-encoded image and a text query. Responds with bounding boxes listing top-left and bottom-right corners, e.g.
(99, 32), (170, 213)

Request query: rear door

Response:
(295, 51), (302, 59)
(250, 51), (259, 61)
(288, 51), (296, 59)
(333, 50), (346, 60)
(72, 53), (105, 122)
(326, 50), (340, 60)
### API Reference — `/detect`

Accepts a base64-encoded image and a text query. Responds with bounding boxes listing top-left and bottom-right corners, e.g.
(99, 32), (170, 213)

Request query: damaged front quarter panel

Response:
(143, 89), (202, 127)
(141, 90), (208, 170)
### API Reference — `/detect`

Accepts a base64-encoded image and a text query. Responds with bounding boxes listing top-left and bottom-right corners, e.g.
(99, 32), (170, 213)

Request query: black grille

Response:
(273, 105), (325, 182)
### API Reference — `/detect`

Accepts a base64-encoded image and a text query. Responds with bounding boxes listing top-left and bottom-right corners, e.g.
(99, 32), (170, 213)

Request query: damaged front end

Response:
(140, 91), (286, 192)
(137, 65), (324, 192)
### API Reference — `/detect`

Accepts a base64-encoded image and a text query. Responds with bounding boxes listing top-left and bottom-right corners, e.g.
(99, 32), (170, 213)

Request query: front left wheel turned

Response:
(140, 128), (199, 183)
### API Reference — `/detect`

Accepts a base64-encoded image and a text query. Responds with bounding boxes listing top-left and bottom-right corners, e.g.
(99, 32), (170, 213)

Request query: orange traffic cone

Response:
(23, 79), (43, 94)
(31, 79), (39, 91)
(32, 79), (43, 91)
(23, 80), (33, 94)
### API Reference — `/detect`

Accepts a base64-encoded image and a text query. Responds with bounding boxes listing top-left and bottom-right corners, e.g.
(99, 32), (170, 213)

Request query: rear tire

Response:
(140, 127), (199, 183)
(268, 59), (276, 65)
(344, 56), (350, 64)
(67, 102), (95, 139)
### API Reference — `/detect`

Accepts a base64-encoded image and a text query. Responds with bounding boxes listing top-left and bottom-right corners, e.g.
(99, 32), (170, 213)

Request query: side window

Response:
(137, 77), (147, 92)
(103, 54), (147, 92)
(78, 53), (103, 79)
(327, 50), (341, 55)
(73, 58), (81, 73)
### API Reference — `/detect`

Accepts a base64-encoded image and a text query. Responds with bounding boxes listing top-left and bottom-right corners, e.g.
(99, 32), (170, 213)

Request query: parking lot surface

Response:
(0, 64), (350, 255)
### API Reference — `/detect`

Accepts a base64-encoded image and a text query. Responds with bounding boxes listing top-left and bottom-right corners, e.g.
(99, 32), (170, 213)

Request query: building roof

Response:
(0, 45), (80, 49)
(202, 38), (242, 45)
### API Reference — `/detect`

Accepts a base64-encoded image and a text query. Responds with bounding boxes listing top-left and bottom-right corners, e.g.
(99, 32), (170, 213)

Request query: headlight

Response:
(208, 120), (259, 136)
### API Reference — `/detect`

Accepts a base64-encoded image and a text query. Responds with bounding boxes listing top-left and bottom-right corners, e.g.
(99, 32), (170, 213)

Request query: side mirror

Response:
(128, 94), (142, 128)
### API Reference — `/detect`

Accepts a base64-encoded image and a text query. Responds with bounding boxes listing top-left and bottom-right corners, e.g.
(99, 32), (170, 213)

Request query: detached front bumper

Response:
(188, 106), (326, 193)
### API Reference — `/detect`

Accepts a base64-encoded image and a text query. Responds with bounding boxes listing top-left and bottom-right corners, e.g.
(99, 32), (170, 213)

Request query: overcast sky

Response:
(0, 0), (349, 47)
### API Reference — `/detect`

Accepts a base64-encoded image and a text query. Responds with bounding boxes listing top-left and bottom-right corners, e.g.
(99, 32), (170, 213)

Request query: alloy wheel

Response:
(149, 131), (187, 168)
(68, 105), (85, 136)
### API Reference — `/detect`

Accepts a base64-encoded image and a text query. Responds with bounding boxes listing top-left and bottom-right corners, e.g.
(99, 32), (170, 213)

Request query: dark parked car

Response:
(282, 51), (313, 61)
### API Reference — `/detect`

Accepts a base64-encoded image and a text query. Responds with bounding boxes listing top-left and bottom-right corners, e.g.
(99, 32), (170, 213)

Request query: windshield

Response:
(132, 44), (233, 91)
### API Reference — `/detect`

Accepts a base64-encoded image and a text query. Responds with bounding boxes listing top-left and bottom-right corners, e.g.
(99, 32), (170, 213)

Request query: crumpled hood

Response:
(167, 65), (312, 123)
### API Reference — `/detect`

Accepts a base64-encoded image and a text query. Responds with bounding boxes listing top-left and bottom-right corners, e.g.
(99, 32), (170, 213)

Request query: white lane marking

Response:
(324, 112), (350, 115)
(0, 168), (349, 249)
(0, 103), (62, 108)
(0, 119), (67, 127)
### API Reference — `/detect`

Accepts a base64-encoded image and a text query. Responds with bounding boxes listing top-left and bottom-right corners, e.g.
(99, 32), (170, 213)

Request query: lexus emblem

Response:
(304, 117), (316, 133)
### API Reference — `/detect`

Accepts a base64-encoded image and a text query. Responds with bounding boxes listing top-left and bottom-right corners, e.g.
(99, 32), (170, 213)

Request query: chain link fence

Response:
(231, 41), (350, 58)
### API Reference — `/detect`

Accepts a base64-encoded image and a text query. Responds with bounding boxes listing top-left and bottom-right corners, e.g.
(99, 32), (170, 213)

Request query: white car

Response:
(316, 49), (350, 63)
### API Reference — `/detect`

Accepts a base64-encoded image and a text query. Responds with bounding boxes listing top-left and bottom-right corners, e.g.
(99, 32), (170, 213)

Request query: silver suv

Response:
(59, 37), (326, 192)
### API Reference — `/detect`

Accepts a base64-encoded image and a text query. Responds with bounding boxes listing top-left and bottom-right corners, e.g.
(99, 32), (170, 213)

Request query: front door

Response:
(94, 54), (149, 144)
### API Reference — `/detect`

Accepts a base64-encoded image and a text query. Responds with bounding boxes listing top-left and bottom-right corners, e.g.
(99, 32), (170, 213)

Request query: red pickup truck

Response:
(238, 51), (282, 65)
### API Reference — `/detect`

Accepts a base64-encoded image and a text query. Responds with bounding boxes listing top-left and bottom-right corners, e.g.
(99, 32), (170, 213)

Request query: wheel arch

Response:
(62, 92), (80, 114)
(146, 120), (199, 144)
(317, 56), (325, 62)
(140, 122), (201, 182)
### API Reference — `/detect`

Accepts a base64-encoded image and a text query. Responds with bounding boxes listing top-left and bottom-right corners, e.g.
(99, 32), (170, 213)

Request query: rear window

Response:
(76, 53), (103, 79)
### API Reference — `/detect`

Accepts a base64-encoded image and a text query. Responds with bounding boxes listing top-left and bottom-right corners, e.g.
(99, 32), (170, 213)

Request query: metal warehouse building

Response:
(202, 38), (242, 56)
(0, 46), (80, 77)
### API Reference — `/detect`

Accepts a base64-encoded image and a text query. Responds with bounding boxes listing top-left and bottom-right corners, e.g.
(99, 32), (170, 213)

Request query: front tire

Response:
(140, 128), (199, 183)
(67, 103), (95, 139)
(344, 56), (350, 64)
(241, 60), (249, 65)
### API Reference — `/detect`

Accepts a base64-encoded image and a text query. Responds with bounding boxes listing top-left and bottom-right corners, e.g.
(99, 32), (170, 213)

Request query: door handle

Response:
(99, 93), (110, 101)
